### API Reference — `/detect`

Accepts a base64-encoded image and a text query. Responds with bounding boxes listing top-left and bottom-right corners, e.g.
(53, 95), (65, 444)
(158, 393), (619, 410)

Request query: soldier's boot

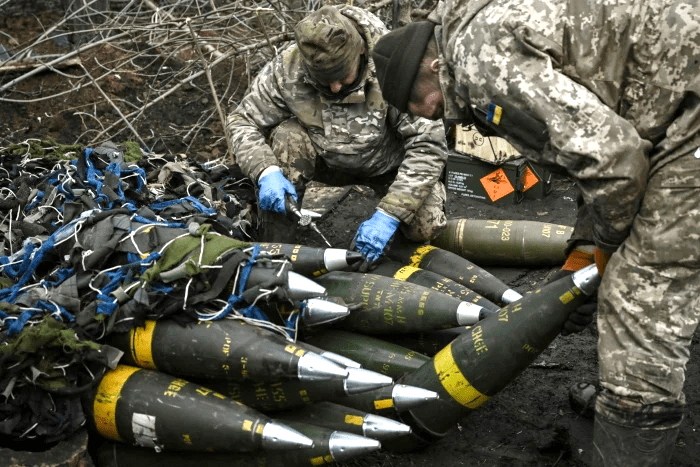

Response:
(260, 210), (298, 243)
(569, 381), (599, 418)
(592, 392), (683, 467)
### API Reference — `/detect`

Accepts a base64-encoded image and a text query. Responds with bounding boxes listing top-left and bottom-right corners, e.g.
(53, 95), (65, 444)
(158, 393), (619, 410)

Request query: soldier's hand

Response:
(561, 301), (597, 336)
(352, 209), (400, 267)
(258, 168), (297, 215)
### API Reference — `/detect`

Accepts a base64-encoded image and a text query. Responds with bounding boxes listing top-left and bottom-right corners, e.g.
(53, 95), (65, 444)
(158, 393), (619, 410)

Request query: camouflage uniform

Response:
(430, 0), (700, 415)
(227, 6), (448, 242)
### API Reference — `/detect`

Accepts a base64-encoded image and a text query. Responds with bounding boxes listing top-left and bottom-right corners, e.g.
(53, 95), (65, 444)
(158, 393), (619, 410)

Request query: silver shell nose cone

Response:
(344, 368), (394, 395)
(391, 384), (439, 412)
(297, 352), (349, 381)
(301, 298), (350, 326)
(456, 302), (484, 325)
(362, 414), (412, 440)
(261, 421), (314, 450)
(328, 431), (381, 461)
(318, 351), (362, 369)
(571, 263), (601, 296)
(287, 271), (326, 300)
(501, 288), (523, 304)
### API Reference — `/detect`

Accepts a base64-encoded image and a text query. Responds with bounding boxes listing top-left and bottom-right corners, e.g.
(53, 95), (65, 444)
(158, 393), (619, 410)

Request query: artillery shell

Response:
(386, 238), (522, 305)
(275, 401), (412, 440)
(432, 219), (574, 267)
(333, 383), (439, 417)
(95, 420), (380, 467)
(396, 265), (601, 442)
(304, 329), (431, 380)
(316, 271), (484, 333)
(203, 367), (393, 412)
(371, 260), (500, 313)
(107, 319), (347, 383)
(255, 242), (364, 277)
(83, 365), (313, 452)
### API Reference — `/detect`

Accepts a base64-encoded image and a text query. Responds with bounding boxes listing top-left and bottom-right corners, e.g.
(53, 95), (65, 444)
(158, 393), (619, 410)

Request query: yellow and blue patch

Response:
(487, 103), (502, 125)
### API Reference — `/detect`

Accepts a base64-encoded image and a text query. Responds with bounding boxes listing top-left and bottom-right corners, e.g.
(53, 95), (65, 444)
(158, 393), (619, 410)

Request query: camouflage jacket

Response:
(227, 6), (448, 224)
(430, 0), (700, 251)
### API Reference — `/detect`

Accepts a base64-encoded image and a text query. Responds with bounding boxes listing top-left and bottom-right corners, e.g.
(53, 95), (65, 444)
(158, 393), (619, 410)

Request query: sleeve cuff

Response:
(376, 208), (400, 223)
(258, 165), (281, 183)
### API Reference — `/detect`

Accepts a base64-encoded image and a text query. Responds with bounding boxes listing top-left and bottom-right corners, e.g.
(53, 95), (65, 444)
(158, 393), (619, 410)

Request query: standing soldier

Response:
(371, 0), (700, 465)
(227, 5), (449, 267)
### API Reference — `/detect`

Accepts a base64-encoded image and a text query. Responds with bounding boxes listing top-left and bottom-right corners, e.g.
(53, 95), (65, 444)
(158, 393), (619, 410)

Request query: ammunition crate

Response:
(521, 160), (553, 200)
(449, 123), (552, 202)
(444, 152), (525, 205)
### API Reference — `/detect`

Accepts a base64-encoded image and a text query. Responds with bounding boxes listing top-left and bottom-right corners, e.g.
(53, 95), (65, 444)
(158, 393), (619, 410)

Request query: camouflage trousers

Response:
(269, 118), (446, 242)
(598, 150), (700, 409)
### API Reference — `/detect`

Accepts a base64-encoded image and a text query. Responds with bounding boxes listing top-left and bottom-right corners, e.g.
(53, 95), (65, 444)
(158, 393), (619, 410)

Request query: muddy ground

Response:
(1, 8), (699, 467)
(325, 181), (700, 467)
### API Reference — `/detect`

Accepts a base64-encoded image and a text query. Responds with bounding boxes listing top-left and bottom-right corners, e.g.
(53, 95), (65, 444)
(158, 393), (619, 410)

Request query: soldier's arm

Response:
(459, 41), (649, 251)
(377, 112), (448, 224)
(227, 54), (293, 182)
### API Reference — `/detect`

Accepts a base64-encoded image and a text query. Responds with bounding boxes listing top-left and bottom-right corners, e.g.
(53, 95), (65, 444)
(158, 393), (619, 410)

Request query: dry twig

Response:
(0, 0), (437, 153)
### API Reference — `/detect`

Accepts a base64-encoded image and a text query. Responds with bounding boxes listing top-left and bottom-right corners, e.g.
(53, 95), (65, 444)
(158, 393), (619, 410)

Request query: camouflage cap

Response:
(294, 6), (364, 82)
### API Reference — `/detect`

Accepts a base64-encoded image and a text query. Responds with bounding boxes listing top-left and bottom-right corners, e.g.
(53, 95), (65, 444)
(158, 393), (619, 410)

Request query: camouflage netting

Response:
(0, 140), (302, 447)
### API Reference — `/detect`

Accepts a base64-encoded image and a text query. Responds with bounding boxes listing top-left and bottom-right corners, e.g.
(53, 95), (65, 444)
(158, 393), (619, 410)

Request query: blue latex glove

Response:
(258, 169), (298, 215)
(353, 210), (400, 264)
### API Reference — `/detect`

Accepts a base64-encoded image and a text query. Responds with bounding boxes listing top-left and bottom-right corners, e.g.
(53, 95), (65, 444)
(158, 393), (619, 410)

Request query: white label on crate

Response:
(455, 125), (520, 163)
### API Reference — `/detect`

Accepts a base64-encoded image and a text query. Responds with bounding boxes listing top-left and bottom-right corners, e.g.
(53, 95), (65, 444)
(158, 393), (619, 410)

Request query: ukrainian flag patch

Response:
(487, 103), (502, 125)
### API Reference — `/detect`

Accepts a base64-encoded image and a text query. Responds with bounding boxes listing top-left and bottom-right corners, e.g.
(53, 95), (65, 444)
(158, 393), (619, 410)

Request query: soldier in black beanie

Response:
(371, 21), (435, 113)
(372, 2), (700, 466)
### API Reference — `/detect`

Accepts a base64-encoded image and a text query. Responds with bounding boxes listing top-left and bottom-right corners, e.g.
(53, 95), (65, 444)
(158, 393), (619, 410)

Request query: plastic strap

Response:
(150, 195), (216, 216)
(7, 307), (43, 336)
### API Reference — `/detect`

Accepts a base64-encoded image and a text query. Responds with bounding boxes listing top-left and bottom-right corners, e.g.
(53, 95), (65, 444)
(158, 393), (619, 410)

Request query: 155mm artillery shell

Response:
(107, 319), (347, 383)
(371, 260), (500, 313)
(255, 243), (364, 277)
(387, 240), (522, 305)
(203, 367), (393, 412)
(431, 219), (574, 267)
(272, 421), (381, 463)
(396, 264), (601, 442)
(96, 420), (380, 467)
(316, 271), (485, 334)
(83, 365), (313, 452)
(304, 329), (431, 380)
(275, 401), (411, 441)
(333, 383), (439, 418)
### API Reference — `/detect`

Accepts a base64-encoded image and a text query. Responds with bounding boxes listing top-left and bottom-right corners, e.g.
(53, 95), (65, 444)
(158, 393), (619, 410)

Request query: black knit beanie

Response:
(372, 21), (435, 113)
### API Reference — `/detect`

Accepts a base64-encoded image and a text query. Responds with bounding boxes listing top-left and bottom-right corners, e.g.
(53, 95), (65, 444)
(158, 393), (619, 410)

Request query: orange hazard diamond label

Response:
(480, 168), (514, 202)
(522, 166), (540, 192)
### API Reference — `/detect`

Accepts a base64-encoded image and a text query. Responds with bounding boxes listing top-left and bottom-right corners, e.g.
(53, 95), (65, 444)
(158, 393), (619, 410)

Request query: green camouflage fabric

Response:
(597, 150), (700, 408)
(270, 118), (447, 241)
(430, 0), (700, 407)
(227, 5), (449, 228)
